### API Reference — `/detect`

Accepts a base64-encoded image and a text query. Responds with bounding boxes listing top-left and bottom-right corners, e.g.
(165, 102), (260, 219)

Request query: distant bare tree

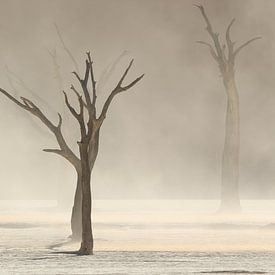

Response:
(196, 5), (260, 212)
(0, 52), (144, 255)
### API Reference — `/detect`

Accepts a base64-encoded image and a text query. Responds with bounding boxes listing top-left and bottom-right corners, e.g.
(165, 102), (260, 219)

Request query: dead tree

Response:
(48, 41), (131, 240)
(196, 5), (260, 212)
(53, 26), (131, 240)
(0, 52), (144, 255)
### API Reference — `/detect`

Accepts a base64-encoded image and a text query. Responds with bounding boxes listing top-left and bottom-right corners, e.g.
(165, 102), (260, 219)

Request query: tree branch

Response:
(63, 91), (80, 121)
(99, 60), (144, 121)
(233, 37), (261, 57)
(5, 69), (55, 137)
(226, 18), (236, 60)
(116, 59), (134, 88)
(72, 71), (81, 83)
(64, 91), (86, 140)
(71, 54), (94, 144)
(57, 113), (62, 129)
(43, 148), (63, 155)
(0, 88), (80, 168)
(121, 74), (145, 91)
(72, 59), (93, 110)
(70, 85), (87, 108)
(195, 4), (224, 64)
(86, 51), (97, 106)
(0, 88), (28, 109)
(5, 66), (56, 114)
(97, 50), (129, 93)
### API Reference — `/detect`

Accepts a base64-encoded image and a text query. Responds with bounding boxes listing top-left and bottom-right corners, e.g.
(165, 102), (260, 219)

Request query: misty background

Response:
(0, 0), (274, 203)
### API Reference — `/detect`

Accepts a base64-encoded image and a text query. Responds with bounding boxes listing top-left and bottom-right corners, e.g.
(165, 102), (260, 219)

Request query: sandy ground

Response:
(0, 200), (275, 274)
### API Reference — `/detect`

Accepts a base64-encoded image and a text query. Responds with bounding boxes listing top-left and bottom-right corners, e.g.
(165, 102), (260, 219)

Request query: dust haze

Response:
(0, 0), (274, 203)
(1, 0), (275, 273)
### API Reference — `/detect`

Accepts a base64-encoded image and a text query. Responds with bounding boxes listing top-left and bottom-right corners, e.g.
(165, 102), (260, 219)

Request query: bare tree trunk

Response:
(70, 131), (99, 241)
(78, 143), (93, 255)
(219, 76), (241, 212)
(196, 4), (260, 214)
(70, 171), (82, 241)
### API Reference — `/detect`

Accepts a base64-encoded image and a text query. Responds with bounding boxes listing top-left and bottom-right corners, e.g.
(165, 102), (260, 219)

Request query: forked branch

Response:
(72, 55), (94, 114)
(0, 88), (80, 169)
(63, 90), (86, 138)
(196, 4), (261, 69)
(64, 92), (79, 119)
(226, 18), (236, 60)
(99, 59), (144, 121)
(195, 4), (224, 64)
(97, 50), (129, 93)
(0, 52), (144, 174)
(70, 85), (87, 108)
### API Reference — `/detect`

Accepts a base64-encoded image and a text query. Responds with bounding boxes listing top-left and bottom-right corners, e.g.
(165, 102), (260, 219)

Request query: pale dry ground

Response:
(0, 200), (275, 274)
(1, 200), (275, 252)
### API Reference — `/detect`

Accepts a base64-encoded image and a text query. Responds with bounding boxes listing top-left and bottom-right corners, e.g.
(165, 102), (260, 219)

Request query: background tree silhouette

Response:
(196, 4), (260, 212)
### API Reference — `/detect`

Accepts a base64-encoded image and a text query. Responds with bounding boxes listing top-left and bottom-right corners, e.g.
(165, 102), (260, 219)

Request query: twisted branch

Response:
(0, 88), (80, 169)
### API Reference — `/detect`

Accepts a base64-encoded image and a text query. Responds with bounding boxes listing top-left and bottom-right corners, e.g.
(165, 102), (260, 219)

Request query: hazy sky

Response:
(0, 0), (274, 202)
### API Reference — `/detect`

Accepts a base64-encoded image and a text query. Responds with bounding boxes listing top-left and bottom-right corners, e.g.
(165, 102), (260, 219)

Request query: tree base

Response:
(78, 241), (93, 255)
